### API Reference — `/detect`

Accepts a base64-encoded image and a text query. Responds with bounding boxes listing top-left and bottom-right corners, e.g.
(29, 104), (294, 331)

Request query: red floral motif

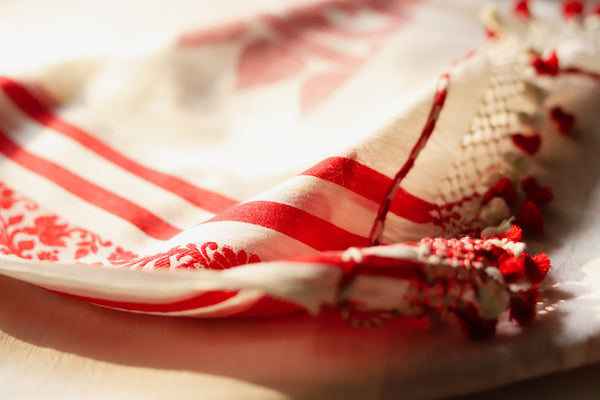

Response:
(236, 38), (305, 90)
(176, 0), (419, 113)
(0, 182), (119, 262)
(107, 247), (139, 265)
(23, 216), (70, 247)
(37, 250), (59, 261)
(122, 242), (261, 271)
(0, 188), (16, 209)
(0, 182), (259, 271)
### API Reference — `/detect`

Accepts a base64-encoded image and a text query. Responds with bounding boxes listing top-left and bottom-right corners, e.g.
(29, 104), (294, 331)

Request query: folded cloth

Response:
(1, 0), (600, 396)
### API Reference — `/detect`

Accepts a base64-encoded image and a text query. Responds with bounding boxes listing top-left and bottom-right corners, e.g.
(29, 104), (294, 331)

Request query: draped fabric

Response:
(1, 0), (600, 398)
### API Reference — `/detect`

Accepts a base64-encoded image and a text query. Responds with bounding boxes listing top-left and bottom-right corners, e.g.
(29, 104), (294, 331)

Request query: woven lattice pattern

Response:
(435, 41), (533, 235)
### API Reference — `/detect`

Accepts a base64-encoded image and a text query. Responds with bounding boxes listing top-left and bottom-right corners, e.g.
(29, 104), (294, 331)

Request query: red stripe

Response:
(51, 288), (239, 313)
(0, 77), (237, 214)
(296, 252), (424, 280)
(205, 200), (370, 251)
(0, 130), (181, 240)
(301, 157), (436, 223)
(562, 67), (600, 81)
(369, 75), (448, 244)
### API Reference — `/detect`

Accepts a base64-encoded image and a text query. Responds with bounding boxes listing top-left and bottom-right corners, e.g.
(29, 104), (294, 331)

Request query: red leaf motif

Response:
(7, 215), (23, 226)
(0, 189), (16, 209)
(107, 247), (138, 265)
(37, 250), (58, 261)
(17, 240), (34, 251)
(23, 216), (70, 247)
(236, 249), (248, 265)
(74, 248), (89, 260)
(301, 70), (352, 113)
(221, 246), (238, 266)
(236, 38), (304, 90)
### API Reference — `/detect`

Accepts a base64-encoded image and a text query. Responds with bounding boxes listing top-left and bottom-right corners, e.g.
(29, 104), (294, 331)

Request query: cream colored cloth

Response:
(1, 0), (600, 399)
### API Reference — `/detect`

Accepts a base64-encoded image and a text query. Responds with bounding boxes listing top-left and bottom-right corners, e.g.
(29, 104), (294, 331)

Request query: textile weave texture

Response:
(1, 0), (600, 398)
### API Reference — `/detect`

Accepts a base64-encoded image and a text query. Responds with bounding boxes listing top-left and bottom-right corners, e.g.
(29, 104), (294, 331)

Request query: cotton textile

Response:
(1, 0), (600, 398)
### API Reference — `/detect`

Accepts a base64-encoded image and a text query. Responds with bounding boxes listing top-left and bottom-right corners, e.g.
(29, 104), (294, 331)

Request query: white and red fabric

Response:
(1, 0), (600, 397)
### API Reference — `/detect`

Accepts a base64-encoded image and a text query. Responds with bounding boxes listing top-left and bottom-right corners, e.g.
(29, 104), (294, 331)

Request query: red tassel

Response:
(487, 225), (523, 242)
(515, 200), (544, 233)
(511, 133), (541, 155)
(502, 225), (523, 242)
(521, 253), (551, 284)
(550, 106), (576, 135)
(509, 287), (539, 325)
(532, 51), (559, 76)
(454, 303), (497, 340)
(533, 253), (551, 282)
(483, 177), (517, 206)
(499, 254), (526, 283)
(513, 1), (531, 18)
(562, 1), (584, 19)
(521, 176), (539, 193)
(521, 177), (554, 207)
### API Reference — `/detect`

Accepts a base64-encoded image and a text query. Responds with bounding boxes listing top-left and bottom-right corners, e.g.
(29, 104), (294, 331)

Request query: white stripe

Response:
(0, 91), (214, 226)
(0, 254), (339, 314)
(250, 175), (374, 238)
(159, 220), (318, 263)
(251, 174), (440, 243)
(0, 157), (161, 251)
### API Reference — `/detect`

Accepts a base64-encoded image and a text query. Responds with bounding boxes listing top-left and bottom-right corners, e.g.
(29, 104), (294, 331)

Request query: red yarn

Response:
(533, 253), (551, 282)
(509, 287), (539, 325)
(483, 177), (517, 206)
(511, 133), (541, 155)
(454, 303), (497, 340)
(502, 225), (523, 243)
(532, 51), (559, 76)
(521, 253), (548, 284)
(562, 1), (584, 19)
(521, 176), (539, 193)
(521, 177), (554, 207)
(499, 254), (525, 283)
(513, 1), (531, 18)
(515, 200), (544, 233)
(488, 224), (523, 242)
(550, 106), (576, 135)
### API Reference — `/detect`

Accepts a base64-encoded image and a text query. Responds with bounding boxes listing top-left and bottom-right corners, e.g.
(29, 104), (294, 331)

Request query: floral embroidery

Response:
(0, 182), (259, 271)
(122, 242), (261, 271)
(0, 182), (117, 262)
(178, 0), (420, 113)
(107, 247), (139, 266)
(23, 216), (70, 247)
(36, 250), (59, 261)
(237, 0), (418, 112)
